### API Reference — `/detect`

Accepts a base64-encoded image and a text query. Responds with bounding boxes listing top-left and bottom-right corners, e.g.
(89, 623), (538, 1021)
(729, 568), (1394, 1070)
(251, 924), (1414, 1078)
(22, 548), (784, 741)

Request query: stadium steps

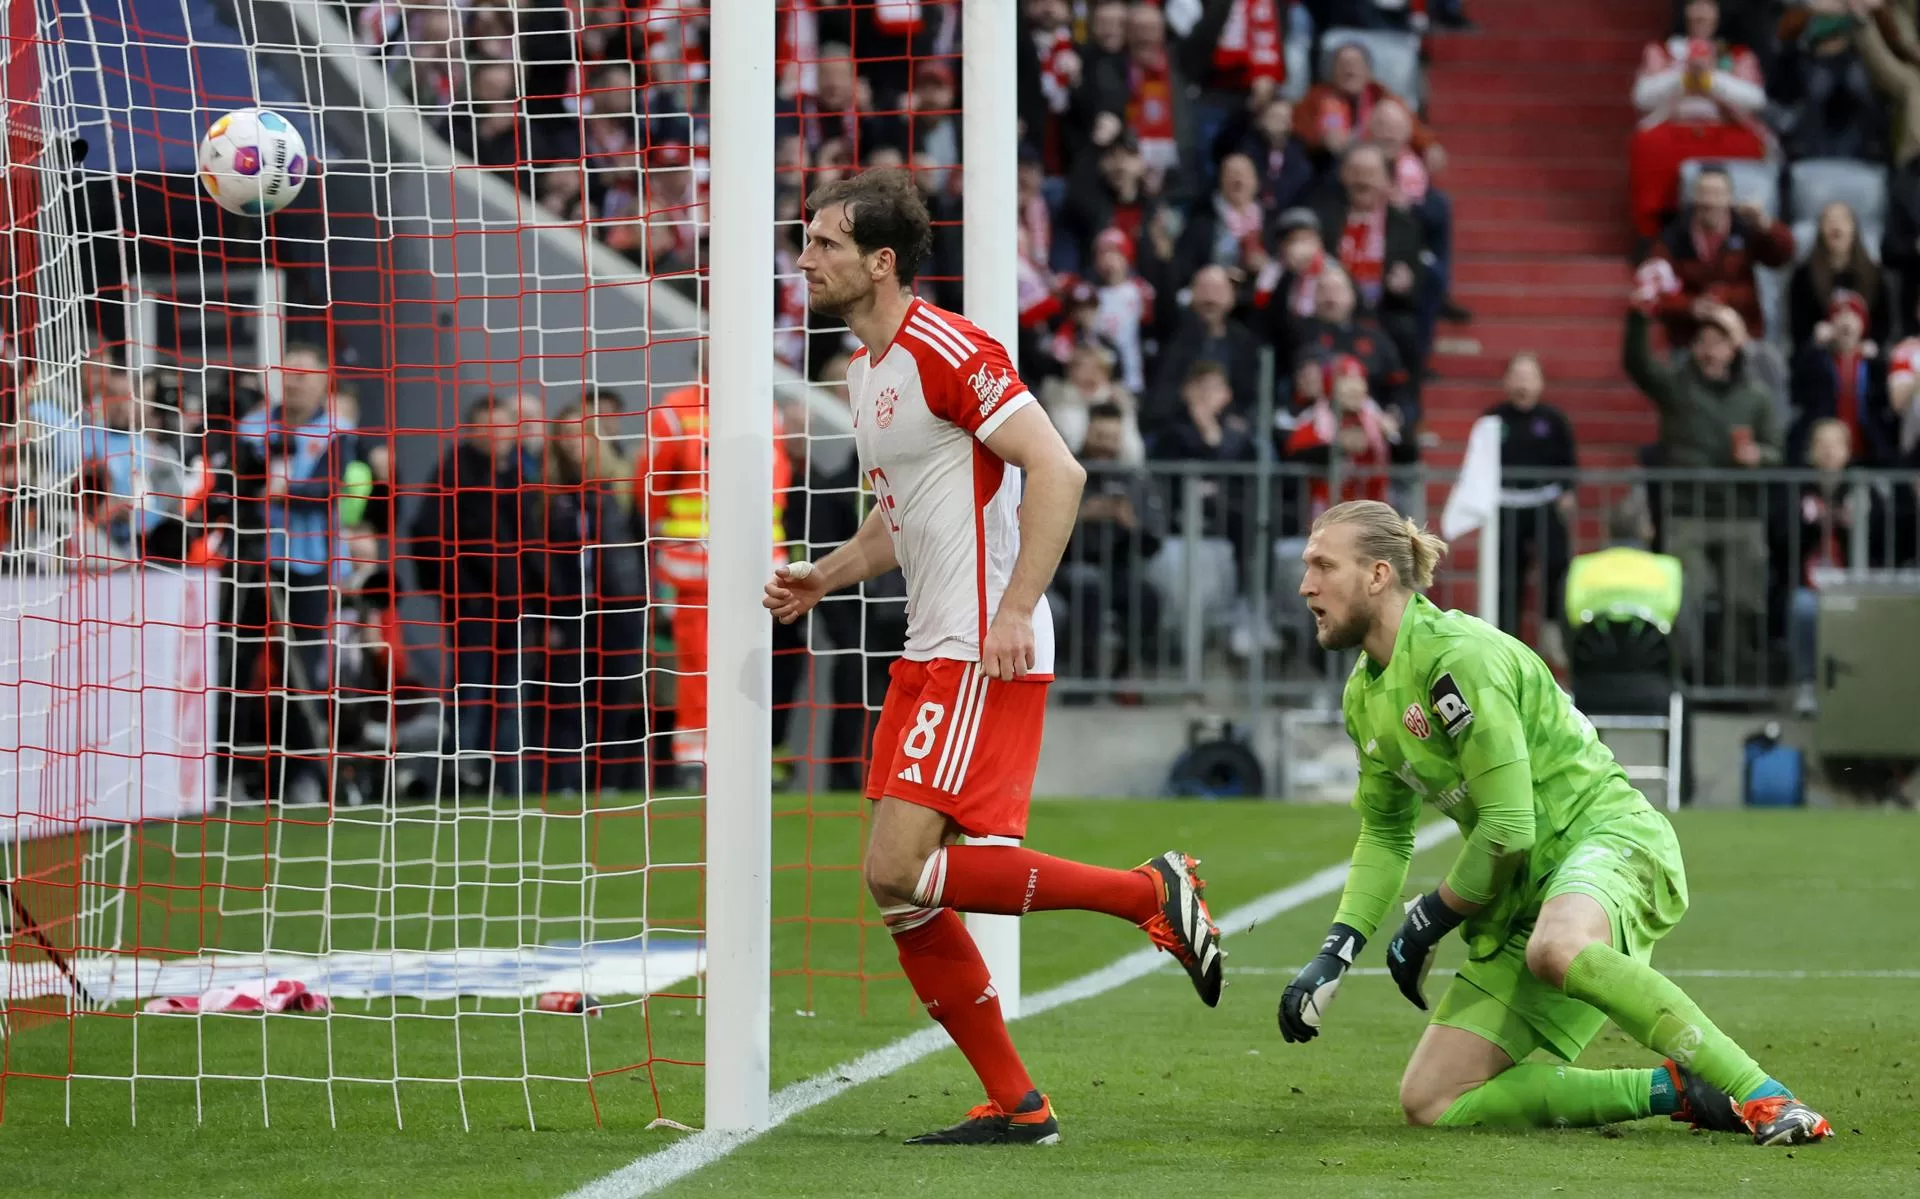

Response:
(1416, 0), (1669, 604)
(1423, 0), (1670, 474)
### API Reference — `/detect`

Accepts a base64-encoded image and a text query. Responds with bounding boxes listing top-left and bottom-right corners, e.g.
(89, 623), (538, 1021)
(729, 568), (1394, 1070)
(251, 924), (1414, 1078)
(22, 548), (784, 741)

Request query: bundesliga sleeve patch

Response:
(1429, 672), (1475, 736)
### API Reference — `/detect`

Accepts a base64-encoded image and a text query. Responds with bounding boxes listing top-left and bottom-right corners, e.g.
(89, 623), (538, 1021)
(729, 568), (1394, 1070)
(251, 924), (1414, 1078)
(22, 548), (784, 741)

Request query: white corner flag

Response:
(1442, 415), (1505, 623)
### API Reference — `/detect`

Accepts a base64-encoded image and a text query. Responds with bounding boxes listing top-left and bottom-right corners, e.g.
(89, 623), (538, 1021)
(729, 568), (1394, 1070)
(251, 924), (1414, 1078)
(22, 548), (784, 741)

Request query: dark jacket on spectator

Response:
(407, 442), (542, 609)
(1062, 155), (1170, 269)
(1288, 314), (1418, 430)
(1786, 258), (1891, 350)
(1771, 18), (1886, 162)
(1211, 115), (1319, 214)
(1623, 310), (1784, 469)
(1148, 310), (1266, 430)
(1649, 211), (1797, 344)
(1485, 401), (1579, 495)
(1308, 191), (1426, 318)
(1787, 344), (1900, 466)
(1147, 410), (1255, 540)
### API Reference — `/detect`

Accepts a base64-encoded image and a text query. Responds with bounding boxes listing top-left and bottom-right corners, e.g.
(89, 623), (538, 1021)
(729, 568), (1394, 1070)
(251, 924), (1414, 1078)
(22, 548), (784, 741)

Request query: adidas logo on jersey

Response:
(969, 365), (1013, 416)
(898, 763), (923, 784)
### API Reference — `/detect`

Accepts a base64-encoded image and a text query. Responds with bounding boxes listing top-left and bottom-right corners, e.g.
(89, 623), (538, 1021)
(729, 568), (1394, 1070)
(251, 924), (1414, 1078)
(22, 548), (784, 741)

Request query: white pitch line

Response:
(560, 822), (1462, 1199)
(1224, 966), (1920, 980)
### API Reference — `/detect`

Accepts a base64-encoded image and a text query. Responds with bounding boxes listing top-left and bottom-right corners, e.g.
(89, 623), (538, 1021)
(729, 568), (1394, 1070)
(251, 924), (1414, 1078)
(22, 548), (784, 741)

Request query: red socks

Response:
(917, 845), (1160, 925)
(891, 909), (1034, 1112)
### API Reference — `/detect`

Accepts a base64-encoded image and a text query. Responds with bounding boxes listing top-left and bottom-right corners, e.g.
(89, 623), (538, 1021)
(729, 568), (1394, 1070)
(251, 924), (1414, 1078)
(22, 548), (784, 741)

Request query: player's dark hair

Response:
(807, 168), (934, 285)
(1314, 499), (1447, 592)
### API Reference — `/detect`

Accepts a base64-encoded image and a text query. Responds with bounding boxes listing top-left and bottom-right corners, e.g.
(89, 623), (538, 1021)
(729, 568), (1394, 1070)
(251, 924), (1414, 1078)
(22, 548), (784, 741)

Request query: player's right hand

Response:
(763, 560), (828, 624)
(1278, 923), (1366, 1043)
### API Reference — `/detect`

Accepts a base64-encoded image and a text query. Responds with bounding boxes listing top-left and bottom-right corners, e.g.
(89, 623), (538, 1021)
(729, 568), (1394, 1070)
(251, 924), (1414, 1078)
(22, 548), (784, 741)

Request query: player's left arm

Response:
(979, 402), (1086, 681)
(1385, 657), (1539, 1009)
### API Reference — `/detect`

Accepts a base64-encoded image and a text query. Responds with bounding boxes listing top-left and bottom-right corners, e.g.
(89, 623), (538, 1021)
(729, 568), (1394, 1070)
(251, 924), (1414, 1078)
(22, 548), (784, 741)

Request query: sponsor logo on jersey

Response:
(1402, 703), (1430, 739)
(969, 365), (1013, 416)
(1394, 759), (1430, 799)
(875, 386), (899, 428)
(1429, 672), (1475, 736)
(1436, 781), (1469, 812)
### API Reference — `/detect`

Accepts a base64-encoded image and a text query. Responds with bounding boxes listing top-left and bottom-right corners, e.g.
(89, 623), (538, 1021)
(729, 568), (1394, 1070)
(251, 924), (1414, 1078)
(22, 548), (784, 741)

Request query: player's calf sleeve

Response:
(1561, 942), (1771, 1102)
(913, 845), (1159, 924)
(887, 906), (1035, 1112)
(1434, 1064), (1659, 1128)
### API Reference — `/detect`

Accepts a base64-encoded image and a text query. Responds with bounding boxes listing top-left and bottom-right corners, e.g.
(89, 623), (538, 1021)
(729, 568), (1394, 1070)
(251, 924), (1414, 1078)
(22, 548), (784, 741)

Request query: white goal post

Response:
(703, 1), (1024, 1125)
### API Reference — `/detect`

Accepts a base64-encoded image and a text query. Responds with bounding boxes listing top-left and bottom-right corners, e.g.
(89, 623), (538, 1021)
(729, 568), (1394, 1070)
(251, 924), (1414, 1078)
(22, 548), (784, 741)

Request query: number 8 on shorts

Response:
(864, 658), (1052, 840)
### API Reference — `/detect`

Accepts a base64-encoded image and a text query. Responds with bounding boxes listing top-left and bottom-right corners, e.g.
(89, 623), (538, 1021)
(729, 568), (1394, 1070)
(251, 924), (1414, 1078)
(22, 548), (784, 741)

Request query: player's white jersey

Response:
(847, 298), (1056, 674)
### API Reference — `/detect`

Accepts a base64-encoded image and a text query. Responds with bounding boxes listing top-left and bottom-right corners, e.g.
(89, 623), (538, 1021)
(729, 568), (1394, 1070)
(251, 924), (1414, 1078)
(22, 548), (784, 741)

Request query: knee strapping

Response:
(910, 846), (949, 908)
(879, 902), (942, 934)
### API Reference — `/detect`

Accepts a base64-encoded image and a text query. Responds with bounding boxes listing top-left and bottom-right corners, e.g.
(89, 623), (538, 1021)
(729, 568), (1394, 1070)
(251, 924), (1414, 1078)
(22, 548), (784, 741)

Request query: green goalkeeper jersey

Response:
(1333, 594), (1654, 959)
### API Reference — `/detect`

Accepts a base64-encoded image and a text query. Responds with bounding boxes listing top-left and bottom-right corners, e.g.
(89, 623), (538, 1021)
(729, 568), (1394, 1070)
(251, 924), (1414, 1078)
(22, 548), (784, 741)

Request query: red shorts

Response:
(864, 657), (1050, 839)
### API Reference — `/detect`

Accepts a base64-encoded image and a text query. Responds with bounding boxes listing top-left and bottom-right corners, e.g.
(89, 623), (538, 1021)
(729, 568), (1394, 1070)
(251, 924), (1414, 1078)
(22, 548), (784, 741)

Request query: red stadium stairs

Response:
(1423, 0), (1672, 471)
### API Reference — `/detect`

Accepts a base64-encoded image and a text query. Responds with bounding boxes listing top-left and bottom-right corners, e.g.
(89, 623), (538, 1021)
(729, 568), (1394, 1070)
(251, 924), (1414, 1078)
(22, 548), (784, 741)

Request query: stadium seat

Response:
(1319, 29), (1424, 107)
(1677, 157), (1781, 219)
(1788, 158), (1888, 228)
(1283, 35), (1311, 101)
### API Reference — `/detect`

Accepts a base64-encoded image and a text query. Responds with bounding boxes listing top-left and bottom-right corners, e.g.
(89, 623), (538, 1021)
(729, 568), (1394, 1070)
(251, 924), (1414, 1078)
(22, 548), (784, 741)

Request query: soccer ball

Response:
(197, 108), (308, 217)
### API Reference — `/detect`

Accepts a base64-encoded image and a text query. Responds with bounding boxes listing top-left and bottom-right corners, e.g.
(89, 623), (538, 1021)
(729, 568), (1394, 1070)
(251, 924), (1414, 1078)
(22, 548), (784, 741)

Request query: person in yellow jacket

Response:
(1564, 496), (1685, 721)
(639, 383), (791, 775)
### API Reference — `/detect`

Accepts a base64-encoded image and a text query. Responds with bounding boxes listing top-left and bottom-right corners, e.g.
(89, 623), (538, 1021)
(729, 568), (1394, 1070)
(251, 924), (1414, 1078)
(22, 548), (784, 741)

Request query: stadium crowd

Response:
(24, 0), (1920, 803)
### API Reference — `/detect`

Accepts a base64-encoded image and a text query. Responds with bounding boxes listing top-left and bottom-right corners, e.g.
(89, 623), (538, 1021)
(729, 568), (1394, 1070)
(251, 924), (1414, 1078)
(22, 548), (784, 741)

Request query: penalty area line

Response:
(559, 821), (1461, 1199)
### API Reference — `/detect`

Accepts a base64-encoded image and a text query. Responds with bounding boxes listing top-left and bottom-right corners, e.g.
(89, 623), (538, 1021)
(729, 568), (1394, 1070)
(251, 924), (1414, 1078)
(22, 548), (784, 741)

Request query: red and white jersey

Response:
(847, 299), (1056, 673)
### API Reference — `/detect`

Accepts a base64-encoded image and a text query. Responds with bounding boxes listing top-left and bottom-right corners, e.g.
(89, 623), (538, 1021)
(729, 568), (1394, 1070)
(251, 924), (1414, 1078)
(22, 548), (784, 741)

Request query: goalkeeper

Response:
(1277, 500), (1830, 1147)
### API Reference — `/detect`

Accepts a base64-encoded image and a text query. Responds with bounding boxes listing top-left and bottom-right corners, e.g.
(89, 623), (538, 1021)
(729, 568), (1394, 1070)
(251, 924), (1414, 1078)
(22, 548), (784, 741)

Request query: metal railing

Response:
(1048, 459), (1920, 709)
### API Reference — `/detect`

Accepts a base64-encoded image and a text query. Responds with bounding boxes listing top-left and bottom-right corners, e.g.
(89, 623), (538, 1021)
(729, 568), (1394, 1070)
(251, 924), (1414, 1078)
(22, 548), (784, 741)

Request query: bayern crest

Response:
(1402, 703), (1431, 739)
(875, 386), (899, 428)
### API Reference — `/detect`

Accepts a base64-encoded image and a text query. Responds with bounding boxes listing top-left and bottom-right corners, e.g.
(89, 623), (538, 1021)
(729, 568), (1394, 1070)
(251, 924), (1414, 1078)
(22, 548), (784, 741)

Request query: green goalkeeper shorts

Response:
(1432, 803), (1690, 1064)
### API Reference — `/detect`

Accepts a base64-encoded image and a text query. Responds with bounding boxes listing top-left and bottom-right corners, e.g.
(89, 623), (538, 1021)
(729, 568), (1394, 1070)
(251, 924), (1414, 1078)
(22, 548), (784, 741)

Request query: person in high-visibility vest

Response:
(1564, 500), (1684, 637)
(1563, 496), (1686, 725)
(640, 383), (791, 773)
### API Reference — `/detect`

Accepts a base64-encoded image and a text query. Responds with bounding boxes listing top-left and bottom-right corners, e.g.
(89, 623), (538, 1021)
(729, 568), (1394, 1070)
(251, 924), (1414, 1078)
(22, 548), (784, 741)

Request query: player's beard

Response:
(807, 274), (871, 319)
(1315, 597), (1373, 652)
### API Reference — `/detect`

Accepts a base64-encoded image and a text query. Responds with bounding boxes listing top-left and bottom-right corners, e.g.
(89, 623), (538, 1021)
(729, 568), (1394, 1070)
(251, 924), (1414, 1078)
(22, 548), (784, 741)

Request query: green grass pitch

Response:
(0, 797), (1916, 1197)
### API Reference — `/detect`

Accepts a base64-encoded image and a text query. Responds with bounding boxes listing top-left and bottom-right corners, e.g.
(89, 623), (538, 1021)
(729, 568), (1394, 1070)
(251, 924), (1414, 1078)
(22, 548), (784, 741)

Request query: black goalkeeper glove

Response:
(1385, 891), (1465, 1011)
(1278, 923), (1366, 1043)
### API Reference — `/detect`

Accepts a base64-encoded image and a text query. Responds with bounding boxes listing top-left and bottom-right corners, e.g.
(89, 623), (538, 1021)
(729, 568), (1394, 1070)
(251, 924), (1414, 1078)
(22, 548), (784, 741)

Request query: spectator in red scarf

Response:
(1020, 0), (1083, 168)
(1283, 354), (1398, 513)
(1168, 0), (1286, 189)
(1648, 166), (1795, 348)
(1787, 201), (1889, 354)
(1175, 152), (1273, 284)
(1629, 0), (1770, 240)
(1367, 96), (1471, 354)
(1310, 143), (1427, 375)
(1789, 289), (1899, 465)
(1294, 43), (1443, 173)
(1260, 207), (1329, 353)
(1122, 1), (1194, 188)
(1287, 264), (1418, 449)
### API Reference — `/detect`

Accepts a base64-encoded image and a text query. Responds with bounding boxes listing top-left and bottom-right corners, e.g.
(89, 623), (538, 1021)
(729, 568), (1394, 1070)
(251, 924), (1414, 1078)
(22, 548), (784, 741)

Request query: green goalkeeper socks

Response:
(1435, 1064), (1657, 1128)
(1562, 942), (1770, 1103)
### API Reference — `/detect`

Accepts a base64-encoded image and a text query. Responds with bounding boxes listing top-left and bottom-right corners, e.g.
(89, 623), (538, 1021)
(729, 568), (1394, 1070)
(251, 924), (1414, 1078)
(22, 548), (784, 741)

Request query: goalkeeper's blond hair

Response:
(1312, 500), (1448, 592)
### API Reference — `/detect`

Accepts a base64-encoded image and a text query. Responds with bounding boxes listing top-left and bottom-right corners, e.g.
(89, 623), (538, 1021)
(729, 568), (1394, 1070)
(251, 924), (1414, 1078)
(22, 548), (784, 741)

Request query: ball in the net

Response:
(198, 108), (309, 217)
